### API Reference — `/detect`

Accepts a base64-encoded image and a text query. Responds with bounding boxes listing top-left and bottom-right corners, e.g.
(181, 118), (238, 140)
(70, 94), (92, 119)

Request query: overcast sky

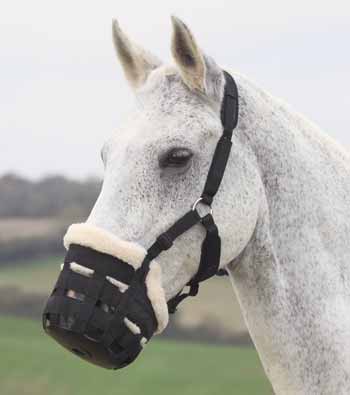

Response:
(1, 1), (349, 179)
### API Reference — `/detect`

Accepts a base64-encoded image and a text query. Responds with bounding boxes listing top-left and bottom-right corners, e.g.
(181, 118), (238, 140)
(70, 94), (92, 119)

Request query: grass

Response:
(0, 316), (271, 395)
(0, 257), (269, 392)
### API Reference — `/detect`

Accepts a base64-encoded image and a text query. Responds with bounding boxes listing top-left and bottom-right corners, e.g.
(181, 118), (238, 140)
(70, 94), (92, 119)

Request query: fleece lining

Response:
(63, 223), (169, 334)
(64, 223), (146, 269)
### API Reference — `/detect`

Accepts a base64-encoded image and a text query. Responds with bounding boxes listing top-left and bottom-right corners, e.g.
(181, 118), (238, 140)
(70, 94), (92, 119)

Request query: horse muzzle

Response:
(42, 223), (169, 370)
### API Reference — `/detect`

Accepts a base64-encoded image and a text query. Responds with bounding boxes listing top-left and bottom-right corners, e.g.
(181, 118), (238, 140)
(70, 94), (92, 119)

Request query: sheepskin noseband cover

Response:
(42, 223), (169, 370)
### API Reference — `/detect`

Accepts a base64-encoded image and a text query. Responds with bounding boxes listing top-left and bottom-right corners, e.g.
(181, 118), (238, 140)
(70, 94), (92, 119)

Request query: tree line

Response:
(0, 173), (102, 218)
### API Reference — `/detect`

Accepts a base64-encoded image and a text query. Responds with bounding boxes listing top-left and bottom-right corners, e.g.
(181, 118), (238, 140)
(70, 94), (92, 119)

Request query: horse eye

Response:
(159, 148), (193, 168)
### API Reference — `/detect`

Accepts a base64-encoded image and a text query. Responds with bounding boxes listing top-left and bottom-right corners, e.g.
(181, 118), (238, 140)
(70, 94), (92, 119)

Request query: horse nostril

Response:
(71, 347), (91, 358)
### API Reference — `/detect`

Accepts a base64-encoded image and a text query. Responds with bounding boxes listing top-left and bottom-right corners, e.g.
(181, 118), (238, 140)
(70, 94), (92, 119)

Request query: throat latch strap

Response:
(167, 213), (221, 313)
(167, 283), (199, 314)
(190, 214), (221, 284)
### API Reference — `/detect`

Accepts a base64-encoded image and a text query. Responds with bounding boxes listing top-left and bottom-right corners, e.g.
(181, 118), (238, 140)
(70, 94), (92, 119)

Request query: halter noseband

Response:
(141, 70), (239, 313)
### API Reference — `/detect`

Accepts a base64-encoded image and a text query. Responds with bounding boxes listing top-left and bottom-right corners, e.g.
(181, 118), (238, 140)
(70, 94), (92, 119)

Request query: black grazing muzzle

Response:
(43, 70), (239, 370)
(43, 242), (163, 369)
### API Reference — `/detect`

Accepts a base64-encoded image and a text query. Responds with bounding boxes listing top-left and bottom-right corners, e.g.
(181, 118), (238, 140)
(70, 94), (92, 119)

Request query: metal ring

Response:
(192, 197), (213, 217)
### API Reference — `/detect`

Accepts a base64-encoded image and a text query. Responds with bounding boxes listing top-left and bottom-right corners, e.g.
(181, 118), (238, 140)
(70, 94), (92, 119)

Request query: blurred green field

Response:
(0, 256), (60, 293)
(0, 316), (271, 395)
(0, 256), (247, 334)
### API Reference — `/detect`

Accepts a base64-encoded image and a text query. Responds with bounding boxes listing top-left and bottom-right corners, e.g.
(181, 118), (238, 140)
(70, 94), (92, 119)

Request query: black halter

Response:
(42, 70), (239, 370)
(140, 70), (239, 313)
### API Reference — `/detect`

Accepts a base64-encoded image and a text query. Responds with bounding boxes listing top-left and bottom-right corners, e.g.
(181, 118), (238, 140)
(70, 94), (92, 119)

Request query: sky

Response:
(1, 0), (349, 179)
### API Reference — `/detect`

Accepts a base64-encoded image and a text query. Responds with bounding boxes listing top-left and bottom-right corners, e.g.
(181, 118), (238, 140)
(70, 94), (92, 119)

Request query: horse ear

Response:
(112, 19), (162, 89)
(171, 16), (224, 99)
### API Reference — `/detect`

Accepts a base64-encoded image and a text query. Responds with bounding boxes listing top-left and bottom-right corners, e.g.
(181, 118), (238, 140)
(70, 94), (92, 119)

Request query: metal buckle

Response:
(192, 197), (213, 218)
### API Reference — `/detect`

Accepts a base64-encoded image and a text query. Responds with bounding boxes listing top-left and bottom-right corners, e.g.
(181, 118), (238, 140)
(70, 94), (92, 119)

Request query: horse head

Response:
(43, 16), (261, 370)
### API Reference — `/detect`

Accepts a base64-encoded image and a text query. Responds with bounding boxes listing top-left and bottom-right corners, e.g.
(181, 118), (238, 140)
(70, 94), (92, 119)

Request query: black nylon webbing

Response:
(201, 136), (232, 205)
(167, 214), (221, 313)
(65, 244), (135, 284)
(42, 70), (239, 370)
(190, 214), (221, 284)
(165, 71), (239, 312)
(201, 71), (239, 205)
(221, 71), (239, 137)
(146, 210), (201, 260)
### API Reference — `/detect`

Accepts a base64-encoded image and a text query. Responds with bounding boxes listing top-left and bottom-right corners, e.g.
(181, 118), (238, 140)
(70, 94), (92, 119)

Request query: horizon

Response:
(0, 171), (101, 182)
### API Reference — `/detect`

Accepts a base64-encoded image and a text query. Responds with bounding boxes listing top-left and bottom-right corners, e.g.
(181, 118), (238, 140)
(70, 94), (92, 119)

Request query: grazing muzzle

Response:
(43, 223), (168, 369)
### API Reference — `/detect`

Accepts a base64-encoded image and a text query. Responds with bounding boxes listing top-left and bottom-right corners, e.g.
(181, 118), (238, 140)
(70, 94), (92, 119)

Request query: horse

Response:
(47, 17), (350, 394)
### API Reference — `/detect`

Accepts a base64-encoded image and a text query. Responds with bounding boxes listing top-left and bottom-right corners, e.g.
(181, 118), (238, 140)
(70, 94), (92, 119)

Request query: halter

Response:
(140, 70), (239, 313)
(42, 70), (239, 369)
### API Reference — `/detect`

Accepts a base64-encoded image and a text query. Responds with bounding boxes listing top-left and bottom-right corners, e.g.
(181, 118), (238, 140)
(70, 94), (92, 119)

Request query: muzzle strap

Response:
(146, 210), (201, 261)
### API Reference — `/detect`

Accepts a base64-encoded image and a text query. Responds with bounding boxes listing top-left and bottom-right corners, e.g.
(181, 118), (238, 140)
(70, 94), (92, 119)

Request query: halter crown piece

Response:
(147, 70), (239, 313)
(42, 70), (239, 370)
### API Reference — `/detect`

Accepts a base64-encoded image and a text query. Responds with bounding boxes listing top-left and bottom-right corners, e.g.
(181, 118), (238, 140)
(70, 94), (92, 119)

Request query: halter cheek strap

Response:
(42, 71), (239, 371)
(140, 71), (239, 313)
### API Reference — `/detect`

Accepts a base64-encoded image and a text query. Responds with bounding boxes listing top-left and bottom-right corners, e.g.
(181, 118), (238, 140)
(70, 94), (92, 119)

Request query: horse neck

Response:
(227, 76), (350, 394)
